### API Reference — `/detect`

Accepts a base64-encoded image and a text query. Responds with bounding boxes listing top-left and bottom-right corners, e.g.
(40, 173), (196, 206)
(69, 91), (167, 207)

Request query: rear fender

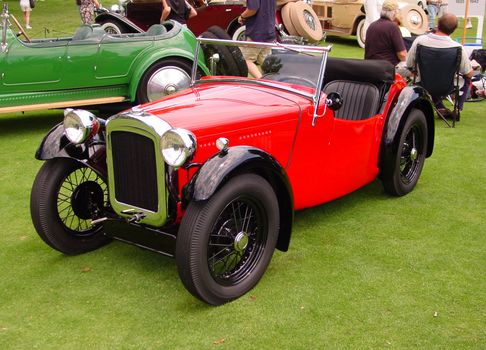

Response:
(185, 146), (294, 252)
(95, 12), (144, 32)
(379, 85), (434, 175)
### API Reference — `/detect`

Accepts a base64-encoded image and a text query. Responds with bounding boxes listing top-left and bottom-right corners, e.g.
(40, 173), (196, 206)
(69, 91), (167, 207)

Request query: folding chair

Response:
(414, 44), (462, 127)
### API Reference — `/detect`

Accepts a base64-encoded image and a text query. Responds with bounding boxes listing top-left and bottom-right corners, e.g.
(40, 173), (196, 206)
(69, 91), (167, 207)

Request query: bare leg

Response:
(23, 11), (31, 27)
(246, 60), (262, 79)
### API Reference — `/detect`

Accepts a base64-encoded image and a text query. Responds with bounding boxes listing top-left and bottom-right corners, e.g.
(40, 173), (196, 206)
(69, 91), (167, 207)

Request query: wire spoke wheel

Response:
(208, 197), (267, 285)
(176, 174), (279, 305)
(382, 109), (428, 196)
(31, 158), (112, 255)
(57, 166), (108, 235)
(399, 126), (422, 184)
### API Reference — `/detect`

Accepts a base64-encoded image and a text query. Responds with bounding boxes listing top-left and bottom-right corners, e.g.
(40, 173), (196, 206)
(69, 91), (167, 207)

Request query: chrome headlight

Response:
(161, 128), (196, 168)
(63, 109), (100, 144)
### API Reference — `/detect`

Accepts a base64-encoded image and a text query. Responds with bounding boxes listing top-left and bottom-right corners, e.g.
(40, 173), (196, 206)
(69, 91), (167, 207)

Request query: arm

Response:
(397, 50), (407, 62)
(160, 0), (171, 22)
(238, 9), (257, 25)
(93, 0), (101, 9)
(185, 1), (197, 18)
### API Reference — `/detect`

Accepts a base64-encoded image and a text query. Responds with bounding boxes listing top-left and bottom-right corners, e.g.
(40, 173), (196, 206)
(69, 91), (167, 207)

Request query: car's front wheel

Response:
(382, 109), (428, 196)
(137, 58), (192, 103)
(176, 174), (279, 305)
(30, 158), (111, 255)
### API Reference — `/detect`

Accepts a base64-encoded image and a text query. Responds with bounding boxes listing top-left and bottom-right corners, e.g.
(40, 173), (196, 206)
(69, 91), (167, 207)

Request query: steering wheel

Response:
(10, 14), (31, 43)
(277, 76), (316, 89)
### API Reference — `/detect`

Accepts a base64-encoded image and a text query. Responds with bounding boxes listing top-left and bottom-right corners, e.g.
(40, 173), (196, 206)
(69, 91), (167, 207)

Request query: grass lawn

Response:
(1, 0), (485, 348)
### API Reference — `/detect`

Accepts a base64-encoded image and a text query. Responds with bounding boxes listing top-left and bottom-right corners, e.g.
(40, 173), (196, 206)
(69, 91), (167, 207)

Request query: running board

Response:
(0, 96), (126, 114)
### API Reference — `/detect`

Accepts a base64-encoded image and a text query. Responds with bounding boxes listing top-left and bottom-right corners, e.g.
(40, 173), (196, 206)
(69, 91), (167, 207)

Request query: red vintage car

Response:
(30, 39), (435, 305)
(95, 0), (245, 37)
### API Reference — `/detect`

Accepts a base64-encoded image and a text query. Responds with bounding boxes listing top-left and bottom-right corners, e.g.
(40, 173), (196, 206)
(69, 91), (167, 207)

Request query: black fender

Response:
(378, 85), (435, 177)
(95, 12), (144, 33)
(35, 123), (107, 177)
(184, 146), (294, 252)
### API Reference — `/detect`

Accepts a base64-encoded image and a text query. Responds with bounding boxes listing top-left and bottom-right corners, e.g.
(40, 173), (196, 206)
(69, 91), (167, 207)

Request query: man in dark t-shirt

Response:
(160, 0), (197, 25)
(364, 0), (406, 66)
(238, 0), (276, 78)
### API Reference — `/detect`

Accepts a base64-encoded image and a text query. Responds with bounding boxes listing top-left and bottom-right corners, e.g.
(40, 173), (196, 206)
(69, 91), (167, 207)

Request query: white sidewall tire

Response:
(281, 2), (299, 36)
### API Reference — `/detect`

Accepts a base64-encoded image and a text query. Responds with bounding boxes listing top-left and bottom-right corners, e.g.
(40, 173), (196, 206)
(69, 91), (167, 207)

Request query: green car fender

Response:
(127, 47), (209, 102)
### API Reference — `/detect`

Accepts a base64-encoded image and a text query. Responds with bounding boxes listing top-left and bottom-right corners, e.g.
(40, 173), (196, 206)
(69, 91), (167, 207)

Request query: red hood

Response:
(139, 81), (307, 138)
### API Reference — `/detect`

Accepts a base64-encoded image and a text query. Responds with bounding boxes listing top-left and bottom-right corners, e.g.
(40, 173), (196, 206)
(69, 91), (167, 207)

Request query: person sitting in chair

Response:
(406, 13), (474, 118)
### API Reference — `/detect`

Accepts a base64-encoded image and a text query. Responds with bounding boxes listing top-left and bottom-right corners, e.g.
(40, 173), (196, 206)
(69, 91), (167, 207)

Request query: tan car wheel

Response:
(399, 5), (428, 35)
(289, 1), (323, 42)
(356, 18), (366, 48)
(281, 2), (299, 36)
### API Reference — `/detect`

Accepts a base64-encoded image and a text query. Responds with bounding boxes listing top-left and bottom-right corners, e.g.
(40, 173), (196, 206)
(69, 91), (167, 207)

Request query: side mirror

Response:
(325, 92), (343, 111)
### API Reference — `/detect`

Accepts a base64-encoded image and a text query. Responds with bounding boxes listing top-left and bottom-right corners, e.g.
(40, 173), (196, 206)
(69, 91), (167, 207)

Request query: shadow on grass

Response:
(0, 111), (64, 136)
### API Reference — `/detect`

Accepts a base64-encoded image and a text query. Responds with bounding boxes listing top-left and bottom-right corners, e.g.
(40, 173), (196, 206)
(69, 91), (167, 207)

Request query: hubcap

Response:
(234, 232), (249, 252)
(410, 147), (418, 161)
(146, 66), (190, 102)
(304, 10), (316, 30)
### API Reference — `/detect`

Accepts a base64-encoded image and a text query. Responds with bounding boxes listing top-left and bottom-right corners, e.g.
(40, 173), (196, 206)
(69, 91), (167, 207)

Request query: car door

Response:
(1, 37), (66, 93)
(62, 41), (99, 88)
(287, 91), (382, 210)
(95, 36), (151, 82)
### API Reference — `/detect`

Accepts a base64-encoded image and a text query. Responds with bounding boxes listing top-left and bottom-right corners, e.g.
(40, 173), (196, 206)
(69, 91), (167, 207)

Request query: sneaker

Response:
(26, 24), (32, 29)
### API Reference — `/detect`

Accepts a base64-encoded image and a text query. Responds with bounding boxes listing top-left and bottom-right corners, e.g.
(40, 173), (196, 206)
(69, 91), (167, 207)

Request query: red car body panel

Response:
(124, 1), (244, 35)
(141, 78), (404, 211)
(188, 4), (244, 36)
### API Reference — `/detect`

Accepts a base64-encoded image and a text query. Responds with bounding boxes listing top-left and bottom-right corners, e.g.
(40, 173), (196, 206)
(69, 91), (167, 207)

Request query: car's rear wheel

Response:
(207, 26), (248, 77)
(176, 174), (279, 305)
(30, 158), (111, 255)
(100, 20), (125, 35)
(137, 58), (192, 103)
(382, 109), (428, 196)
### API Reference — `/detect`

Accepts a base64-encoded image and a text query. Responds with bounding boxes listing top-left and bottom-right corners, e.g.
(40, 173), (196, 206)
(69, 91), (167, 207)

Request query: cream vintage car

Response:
(311, 0), (428, 47)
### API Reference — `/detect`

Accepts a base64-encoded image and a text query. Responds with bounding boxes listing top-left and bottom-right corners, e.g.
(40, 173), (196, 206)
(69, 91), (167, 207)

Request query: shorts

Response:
(20, 0), (31, 11)
(240, 38), (272, 65)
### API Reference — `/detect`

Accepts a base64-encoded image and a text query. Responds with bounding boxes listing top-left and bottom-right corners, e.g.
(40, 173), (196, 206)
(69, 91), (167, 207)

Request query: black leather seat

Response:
(323, 80), (381, 121)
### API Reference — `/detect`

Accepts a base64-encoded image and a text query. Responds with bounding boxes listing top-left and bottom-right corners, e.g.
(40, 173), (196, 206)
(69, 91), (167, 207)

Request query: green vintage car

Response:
(0, 5), (208, 114)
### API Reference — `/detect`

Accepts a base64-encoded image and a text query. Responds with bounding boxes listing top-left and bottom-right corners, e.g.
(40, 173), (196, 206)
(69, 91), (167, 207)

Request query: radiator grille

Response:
(110, 131), (158, 212)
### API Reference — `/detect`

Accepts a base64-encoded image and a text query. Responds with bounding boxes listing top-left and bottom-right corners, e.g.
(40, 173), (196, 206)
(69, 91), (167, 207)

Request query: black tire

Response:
(200, 31), (241, 77)
(207, 25), (248, 77)
(382, 109), (428, 196)
(137, 58), (192, 103)
(176, 174), (279, 305)
(30, 158), (111, 255)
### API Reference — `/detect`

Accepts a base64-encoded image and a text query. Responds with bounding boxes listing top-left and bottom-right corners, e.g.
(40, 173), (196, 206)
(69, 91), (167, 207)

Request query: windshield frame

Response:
(191, 38), (332, 123)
